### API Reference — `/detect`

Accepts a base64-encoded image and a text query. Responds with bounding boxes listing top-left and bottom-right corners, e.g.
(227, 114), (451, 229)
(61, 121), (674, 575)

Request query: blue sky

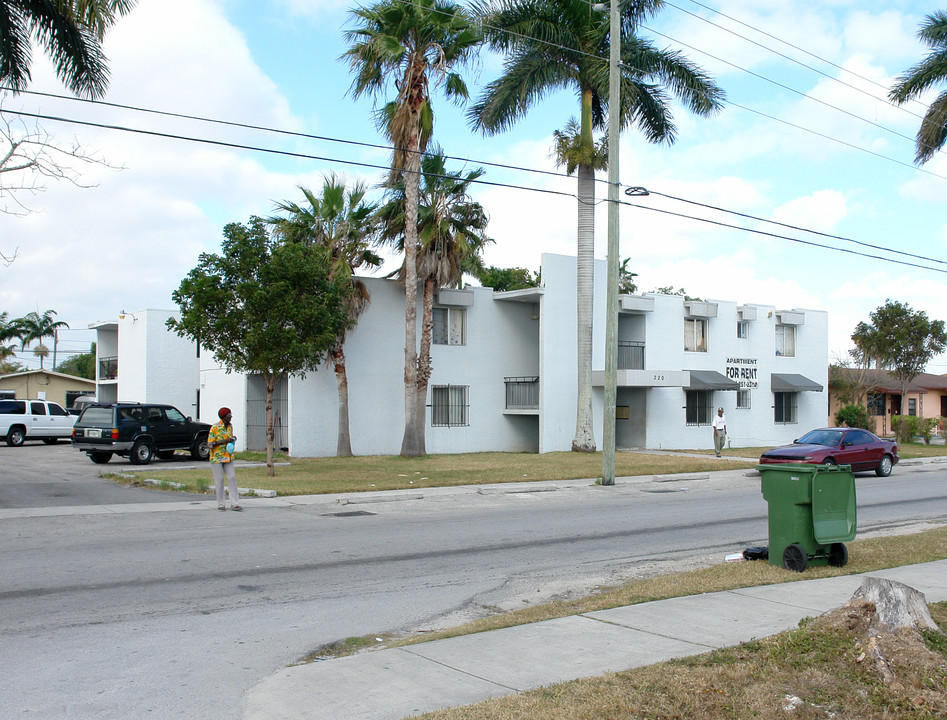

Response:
(2, 0), (947, 373)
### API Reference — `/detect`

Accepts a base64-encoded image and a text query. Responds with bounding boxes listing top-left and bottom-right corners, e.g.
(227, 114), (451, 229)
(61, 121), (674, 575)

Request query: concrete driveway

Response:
(0, 442), (209, 507)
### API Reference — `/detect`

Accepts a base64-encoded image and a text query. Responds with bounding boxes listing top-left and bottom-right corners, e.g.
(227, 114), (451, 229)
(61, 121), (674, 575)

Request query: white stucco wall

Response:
(288, 277), (541, 457)
(113, 310), (199, 416)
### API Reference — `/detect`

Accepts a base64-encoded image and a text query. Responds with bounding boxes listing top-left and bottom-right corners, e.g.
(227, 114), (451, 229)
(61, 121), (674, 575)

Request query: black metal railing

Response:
(98, 356), (118, 380)
(618, 341), (645, 370)
(504, 376), (539, 409)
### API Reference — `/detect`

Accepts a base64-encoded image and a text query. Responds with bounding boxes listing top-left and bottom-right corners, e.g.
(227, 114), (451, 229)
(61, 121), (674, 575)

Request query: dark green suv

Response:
(72, 402), (211, 465)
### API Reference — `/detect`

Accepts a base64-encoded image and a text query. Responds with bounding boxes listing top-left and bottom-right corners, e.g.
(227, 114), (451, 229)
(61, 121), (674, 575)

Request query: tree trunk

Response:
(415, 275), (436, 456)
(572, 159), (596, 453)
(401, 127), (422, 457)
(333, 346), (353, 457)
(264, 372), (277, 477)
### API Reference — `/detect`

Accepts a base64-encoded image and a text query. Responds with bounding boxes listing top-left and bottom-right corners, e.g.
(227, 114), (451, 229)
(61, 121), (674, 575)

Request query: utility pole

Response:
(601, 0), (621, 486)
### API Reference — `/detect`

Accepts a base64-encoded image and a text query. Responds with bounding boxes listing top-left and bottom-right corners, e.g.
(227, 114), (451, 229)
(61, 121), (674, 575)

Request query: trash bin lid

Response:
(812, 469), (857, 543)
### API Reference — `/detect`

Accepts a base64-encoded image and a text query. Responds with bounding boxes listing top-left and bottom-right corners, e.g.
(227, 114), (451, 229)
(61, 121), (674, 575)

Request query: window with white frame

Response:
(431, 385), (469, 427)
(908, 398), (917, 416)
(737, 389), (751, 409)
(684, 318), (707, 352)
(433, 307), (466, 345)
(737, 321), (749, 339)
(775, 324), (796, 357)
(685, 390), (713, 425)
(774, 391), (797, 423)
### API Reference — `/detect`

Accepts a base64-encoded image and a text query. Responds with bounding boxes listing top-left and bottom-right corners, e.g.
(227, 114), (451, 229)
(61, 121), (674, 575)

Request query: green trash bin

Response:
(757, 462), (857, 572)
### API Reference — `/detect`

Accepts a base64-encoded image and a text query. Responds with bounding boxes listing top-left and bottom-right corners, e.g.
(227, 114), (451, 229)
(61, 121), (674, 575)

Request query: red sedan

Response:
(759, 427), (898, 477)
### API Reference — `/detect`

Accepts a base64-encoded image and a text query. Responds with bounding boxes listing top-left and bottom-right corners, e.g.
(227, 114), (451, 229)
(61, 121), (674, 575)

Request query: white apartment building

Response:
(194, 253), (828, 455)
(89, 254), (827, 455)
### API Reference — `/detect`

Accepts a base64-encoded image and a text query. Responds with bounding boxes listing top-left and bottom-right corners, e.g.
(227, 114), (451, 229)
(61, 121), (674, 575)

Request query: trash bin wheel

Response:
(783, 543), (808, 572)
(828, 542), (849, 567)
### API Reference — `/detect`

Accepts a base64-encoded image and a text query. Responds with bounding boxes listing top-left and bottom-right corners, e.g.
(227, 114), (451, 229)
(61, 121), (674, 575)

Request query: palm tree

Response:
(270, 175), (381, 457)
(1, 1), (136, 98)
(889, 10), (947, 164)
(344, 0), (480, 457)
(376, 148), (492, 453)
(16, 309), (68, 369)
(0, 311), (19, 364)
(470, 0), (724, 452)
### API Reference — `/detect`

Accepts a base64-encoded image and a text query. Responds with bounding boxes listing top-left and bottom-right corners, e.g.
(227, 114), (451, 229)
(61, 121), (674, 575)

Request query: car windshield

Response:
(796, 429), (843, 447)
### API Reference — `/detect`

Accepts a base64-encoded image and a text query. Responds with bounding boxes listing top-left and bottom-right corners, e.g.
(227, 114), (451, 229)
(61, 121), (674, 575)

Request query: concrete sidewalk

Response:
(242, 560), (947, 720)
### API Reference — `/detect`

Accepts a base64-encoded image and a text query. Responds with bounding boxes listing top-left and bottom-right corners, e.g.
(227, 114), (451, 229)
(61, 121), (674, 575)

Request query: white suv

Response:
(0, 399), (77, 446)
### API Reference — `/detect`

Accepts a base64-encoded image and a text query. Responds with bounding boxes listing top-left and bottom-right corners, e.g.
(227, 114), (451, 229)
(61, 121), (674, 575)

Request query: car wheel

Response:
(782, 543), (808, 572)
(822, 457), (838, 466)
(130, 440), (155, 465)
(6, 426), (25, 447)
(875, 454), (893, 477)
(42, 438), (59, 445)
(156, 450), (176, 461)
(90, 451), (113, 464)
(190, 434), (210, 461)
(828, 543), (849, 568)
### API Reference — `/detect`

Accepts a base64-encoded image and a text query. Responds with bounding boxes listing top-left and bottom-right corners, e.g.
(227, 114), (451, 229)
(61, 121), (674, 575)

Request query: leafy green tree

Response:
(475, 265), (540, 292)
(1, 0), (136, 98)
(167, 217), (354, 474)
(344, 0), (480, 457)
(470, 0), (724, 452)
(55, 342), (95, 379)
(270, 175), (381, 457)
(377, 147), (492, 453)
(852, 300), (947, 443)
(15, 309), (68, 368)
(889, 10), (947, 164)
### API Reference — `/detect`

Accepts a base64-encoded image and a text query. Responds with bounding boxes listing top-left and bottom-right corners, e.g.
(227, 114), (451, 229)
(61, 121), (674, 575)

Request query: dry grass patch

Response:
(118, 451), (757, 496)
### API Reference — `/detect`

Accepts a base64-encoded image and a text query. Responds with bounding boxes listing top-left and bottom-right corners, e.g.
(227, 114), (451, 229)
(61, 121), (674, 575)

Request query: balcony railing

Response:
(505, 376), (539, 409)
(618, 341), (645, 370)
(98, 356), (118, 380)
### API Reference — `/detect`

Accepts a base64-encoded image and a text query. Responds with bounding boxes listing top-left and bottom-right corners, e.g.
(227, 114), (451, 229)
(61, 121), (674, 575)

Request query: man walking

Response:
(712, 407), (727, 458)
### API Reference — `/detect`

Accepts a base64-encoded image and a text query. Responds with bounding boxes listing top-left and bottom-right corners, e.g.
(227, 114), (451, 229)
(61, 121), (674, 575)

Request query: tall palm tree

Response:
(470, 0), (724, 452)
(0, 311), (19, 364)
(889, 10), (947, 164)
(1, 0), (136, 98)
(344, 0), (480, 457)
(16, 309), (68, 368)
(270, 175), (381, 457)
(376, 148), (492, 453)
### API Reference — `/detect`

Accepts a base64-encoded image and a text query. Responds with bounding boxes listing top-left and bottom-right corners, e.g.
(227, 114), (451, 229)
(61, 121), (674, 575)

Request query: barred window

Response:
(737, 321), (749, 339)
(432, 307), (466, 346)
(685, 390), (713, 425)
(432, 385), (469, 427)
(737, 389), (751, 409)
(774, 391), (797, 424)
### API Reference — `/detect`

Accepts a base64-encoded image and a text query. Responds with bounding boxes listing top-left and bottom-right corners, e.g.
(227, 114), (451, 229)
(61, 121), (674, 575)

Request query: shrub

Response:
(919, 417), (939, 445)
(892, 415), (921, 444)
(834, 404), (869, 430)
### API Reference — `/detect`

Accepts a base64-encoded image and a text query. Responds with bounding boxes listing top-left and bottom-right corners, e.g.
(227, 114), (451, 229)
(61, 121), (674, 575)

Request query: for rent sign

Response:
(726, 357), (758, 388)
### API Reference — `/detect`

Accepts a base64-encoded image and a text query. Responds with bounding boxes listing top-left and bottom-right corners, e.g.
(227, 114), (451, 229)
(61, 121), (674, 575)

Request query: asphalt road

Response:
(1, 447), (945, 719)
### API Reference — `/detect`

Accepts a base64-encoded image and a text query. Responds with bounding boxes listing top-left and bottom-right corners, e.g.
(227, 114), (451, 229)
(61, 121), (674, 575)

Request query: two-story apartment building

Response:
(194, 253), (828, 455)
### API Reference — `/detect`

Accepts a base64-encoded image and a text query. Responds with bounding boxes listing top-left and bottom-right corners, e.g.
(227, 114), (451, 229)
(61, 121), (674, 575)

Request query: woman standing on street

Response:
(209, 407), (241, 511)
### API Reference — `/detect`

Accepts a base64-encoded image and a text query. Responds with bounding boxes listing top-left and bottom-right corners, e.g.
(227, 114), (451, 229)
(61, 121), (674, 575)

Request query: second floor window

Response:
(775, 324), (796, 357)
(433, 307), (466, 346)
(684, 318), (707, 352)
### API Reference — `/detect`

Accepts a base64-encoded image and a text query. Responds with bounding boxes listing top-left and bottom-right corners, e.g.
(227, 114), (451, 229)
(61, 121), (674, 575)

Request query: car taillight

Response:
(111, 429), (119, 439)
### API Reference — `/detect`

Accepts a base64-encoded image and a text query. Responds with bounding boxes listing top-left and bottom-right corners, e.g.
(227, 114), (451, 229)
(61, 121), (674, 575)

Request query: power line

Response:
(619, 193), (947, 275)
(4, 105), (946, 275)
